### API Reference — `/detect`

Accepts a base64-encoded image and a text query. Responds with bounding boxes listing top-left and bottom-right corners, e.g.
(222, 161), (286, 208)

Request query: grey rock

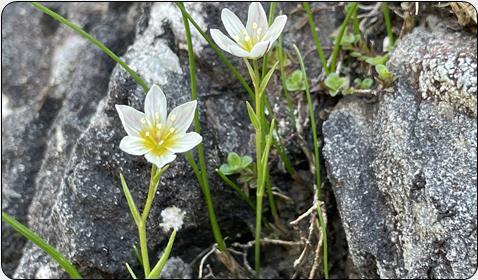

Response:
(323, 26), (477, 278)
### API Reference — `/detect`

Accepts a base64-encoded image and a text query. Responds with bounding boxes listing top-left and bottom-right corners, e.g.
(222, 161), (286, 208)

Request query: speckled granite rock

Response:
(323, 26), (477, 278)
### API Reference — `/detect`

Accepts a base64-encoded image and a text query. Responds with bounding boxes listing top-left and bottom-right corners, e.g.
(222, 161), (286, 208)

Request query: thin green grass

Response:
(2, 212), (82, 279)
(31, 2), (149, 93)
(382, 3), (394, 45)
(303, 2), (330, 75)
(178, 1), (227, 252)
(330, 3), (358, 73)
(293, 45), (329, 279)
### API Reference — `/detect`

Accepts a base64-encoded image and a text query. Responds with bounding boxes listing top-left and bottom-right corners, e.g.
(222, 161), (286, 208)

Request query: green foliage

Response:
(285, 69), (306, 91)
(364, 54), (389, 66)
(325, 73), (349, 96)
(375, 64), (395, 86)
(219, 152), (253, 175)
(2, 212), (82, 279)
(353, 77), (374, 89)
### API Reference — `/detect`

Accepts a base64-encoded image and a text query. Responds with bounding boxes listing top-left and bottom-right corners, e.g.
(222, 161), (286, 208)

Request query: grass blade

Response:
(2, 212), (82, 279)
(120, 173), (141, 226)
(293, 45), (329, 279)
(31, 2), (149, 93)
(303, 2), (330, 75)
(147, 229), (177, 279)
(216, 169), (255, 210)
(330, 3), (358, 73)
(125, 263), (137, 279)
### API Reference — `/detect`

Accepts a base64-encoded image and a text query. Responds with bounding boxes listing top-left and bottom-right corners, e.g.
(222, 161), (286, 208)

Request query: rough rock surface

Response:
(2, 2), (341, 278)
(323, 26), (477, 278)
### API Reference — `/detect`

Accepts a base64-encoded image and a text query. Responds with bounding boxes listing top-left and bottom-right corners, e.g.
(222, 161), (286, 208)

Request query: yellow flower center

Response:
(237, 23), (265, 52)
(139, 119), (177, 156)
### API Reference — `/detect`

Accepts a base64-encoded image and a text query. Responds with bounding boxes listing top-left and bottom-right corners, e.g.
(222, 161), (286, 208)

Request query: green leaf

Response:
(258, 119), (276, 196)
(147, 229), (177, 279)
(125, 263), (137, 279)
(365, 54), (389, 66)
(218, 164), (234, 175)
(244, 59), (258, 88)
(340, 32), (357, 47)
(133, 244), (143, 267)
(2, 212), (82, 279)
(259, 61), (279, 96)
(361, 78), (374, 89)
(246, 101), (260, 130)
(324, 73), (349, 96)
(120, 173), (141, 226)
(240, 155), (253, 169)
(285, 70), (306, 91)
(227, 152), (242, 168)
(375, 64), (392, 81)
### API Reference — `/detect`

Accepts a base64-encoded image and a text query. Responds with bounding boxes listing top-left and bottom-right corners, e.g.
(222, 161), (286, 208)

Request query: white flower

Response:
(210, 2), (287, 59)
(115, 85), (202, 169)
(160, 206), (185, 231)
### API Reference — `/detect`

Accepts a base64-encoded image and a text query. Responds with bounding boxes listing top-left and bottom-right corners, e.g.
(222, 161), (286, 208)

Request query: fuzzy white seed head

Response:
(160, 206), (185, 231)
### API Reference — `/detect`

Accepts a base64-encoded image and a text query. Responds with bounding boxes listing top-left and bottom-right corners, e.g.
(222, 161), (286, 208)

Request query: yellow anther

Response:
(158, 140), (164, 145)
(241, 28), (248, 34)
(169, 128), (175, 133)
(145, 131), (150, 137)
(156, 123), (162, 129)
(252, 22), (258, 29)
(170, 114), (177, 121)
(244, 35), (251, 42)
(140, 118), (146, 124)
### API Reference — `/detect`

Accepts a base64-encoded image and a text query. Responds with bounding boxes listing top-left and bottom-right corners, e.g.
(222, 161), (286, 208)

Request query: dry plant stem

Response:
(198, 245), (217, 279)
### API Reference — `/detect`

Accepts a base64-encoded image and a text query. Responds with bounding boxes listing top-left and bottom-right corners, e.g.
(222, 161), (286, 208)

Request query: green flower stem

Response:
(141, 165), (158, 221)
(137, 165), (168, 277)
(382, 3), (394, 45)
(251, 58), (264, 278)
(138, 222), (150, 276)
(179, 2), (227, 252)
(330, 2), (358, 73)
(31, 2), (149, 93)
(303, 2), (330, 75)
(294, 45), (328, 279)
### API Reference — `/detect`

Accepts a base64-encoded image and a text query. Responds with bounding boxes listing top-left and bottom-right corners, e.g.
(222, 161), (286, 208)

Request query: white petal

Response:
(246, 2), (268, 36)
(262, 15), (287, 48)
(145, 152), (177, 169)
(169, 132), (202, 153)
(115, 105), (145, 136)
(211, 29), (242, 54)
(119, 136), (150, 156)
(229, 44), (251, 58)
(144, 84), (167, 124)
(249, 41), (270, 59)
(222, 8), (246, 39)
(167, 100), (197, 133)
